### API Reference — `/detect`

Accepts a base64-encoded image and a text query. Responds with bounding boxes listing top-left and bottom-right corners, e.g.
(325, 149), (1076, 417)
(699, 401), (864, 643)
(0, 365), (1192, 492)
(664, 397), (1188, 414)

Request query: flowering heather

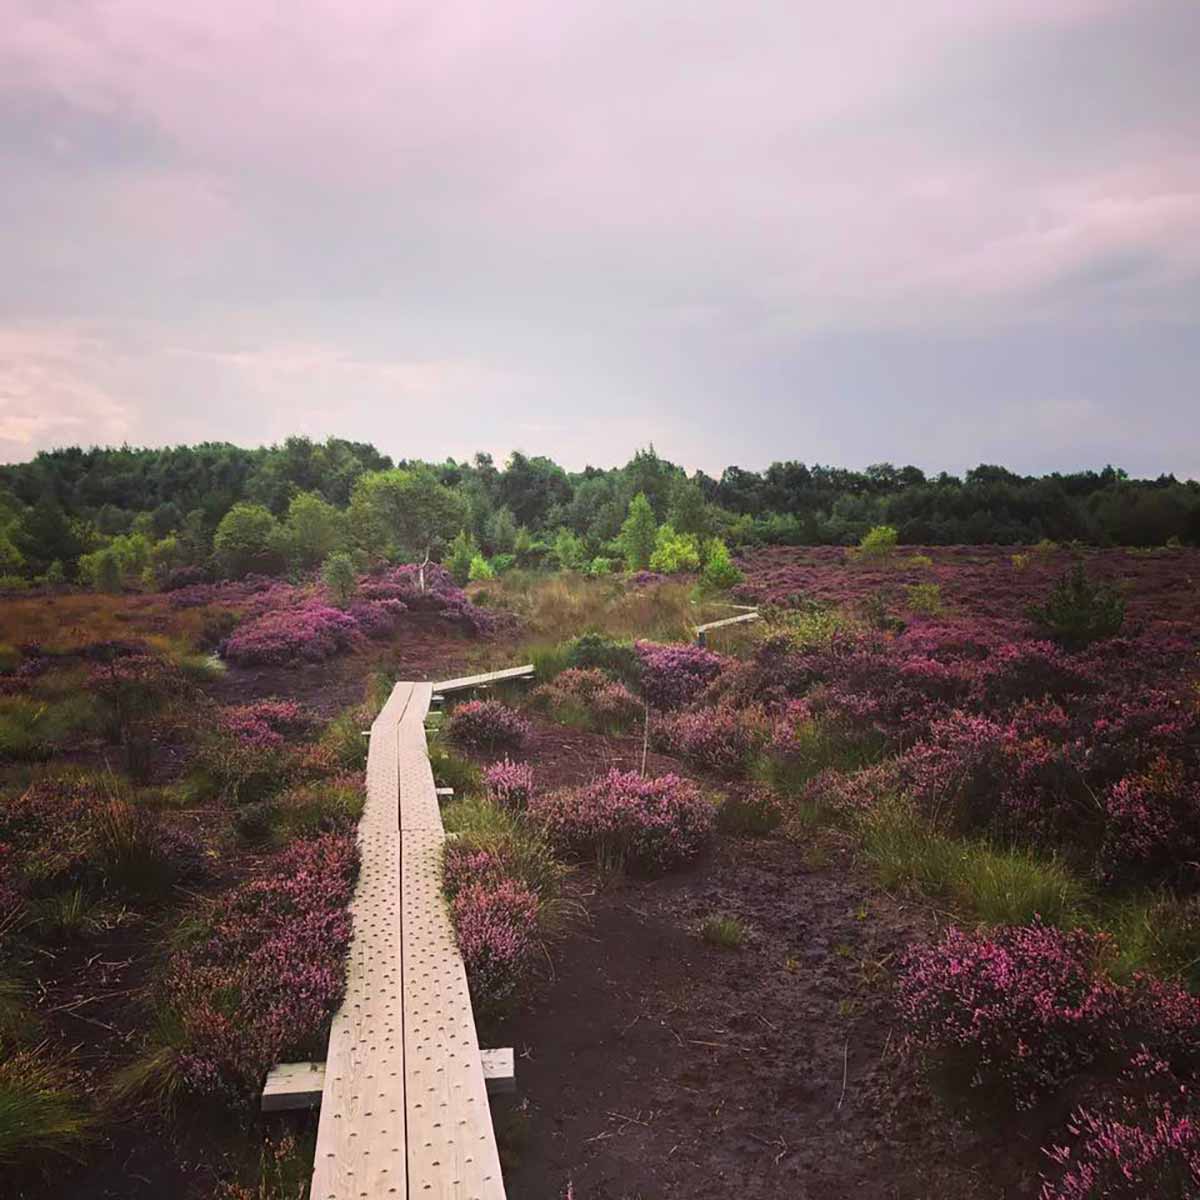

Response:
(1100, 757), (1200, 885)
(218, 700), (314, 750)
(484, 759), (535, 811)
(160, 833), (358, 1103)
(1043, 1095), (1200, 1199)
(531, 769), (713, 873)
(634, 641), (725, 709)
(446, 700), (531, 753)
(533, 668), (641, 731)
(343, 598), (406, 638)
(220, 603), (361, 666)
(652, 705), (770, 775)
(897, 922), (1121, 1110)
(451, 879), (540, 1015)
(358, 563), (498, 634)
(973, 640), (1100, 708)
(442, 843), (509, 900)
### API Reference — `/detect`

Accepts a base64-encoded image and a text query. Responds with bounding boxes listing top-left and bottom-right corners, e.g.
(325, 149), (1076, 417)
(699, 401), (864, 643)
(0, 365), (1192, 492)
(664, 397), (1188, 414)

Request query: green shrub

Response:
(446, 530), (478, 586)
(563, 632), (639, 685)
(905, 582), (942, 616)
(1027, 564), (1125, 648)
(468, 553), (495, 582)
(428, 738), (483, 795)
(587, 556), (616, 576)
(618, 493), (657, 571)
(321, 551), (358, 607)
(699, 538), (742, 591)
(649, 524), (701, 573)
(858, 525), (898, 558)
(213, 503), (284, 578)
(490, 553), (516, 575)
(320, 706), (371, 771)
(701, 915), (745, 949)
(551, 528), (588, 571)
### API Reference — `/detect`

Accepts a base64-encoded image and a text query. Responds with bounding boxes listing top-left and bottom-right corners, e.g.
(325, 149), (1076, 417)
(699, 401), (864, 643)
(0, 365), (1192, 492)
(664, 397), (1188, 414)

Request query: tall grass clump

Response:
(0, 1049), (96, 1167)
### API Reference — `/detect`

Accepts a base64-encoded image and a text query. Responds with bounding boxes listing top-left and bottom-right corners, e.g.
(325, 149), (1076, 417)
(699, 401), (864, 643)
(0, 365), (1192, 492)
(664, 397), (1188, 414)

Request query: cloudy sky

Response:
(2, 0), (1198, 477)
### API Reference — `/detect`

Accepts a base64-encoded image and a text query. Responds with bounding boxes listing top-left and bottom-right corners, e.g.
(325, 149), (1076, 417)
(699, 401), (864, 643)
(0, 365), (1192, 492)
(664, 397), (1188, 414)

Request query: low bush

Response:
(484, 760), (534, 811)
(532, 668), (642, 733)
(117, 833), (358, 1107)
(441, 797), (564, 904)
(652, 705), (770, 775)
(531, 769), (713, 875)
(451, 880), (541, 1017)
(563, 632), (641, 685)
(858, 524), (899, 559)
(715, 789), (784, 836)
(897, 921), (1121, 1111)
(1028, 564), (1125, 649)
(905, 582), (942, 616)
(221, 604), (361, 666)
(446, 700), (531, 753)
(634, 641), (724, 709)
(91, 800), (209, 899)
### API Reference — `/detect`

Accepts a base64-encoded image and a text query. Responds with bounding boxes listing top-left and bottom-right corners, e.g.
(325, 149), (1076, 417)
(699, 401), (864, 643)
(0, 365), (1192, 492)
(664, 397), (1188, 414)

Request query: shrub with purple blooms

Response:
(450, 879), (541, 1016)
(447, 700), (531, 753)
(484, 759), (535, 811)
(145, 833), (359, 1104)
(897, 921), (1121, 1110)
(634, 641), (725, 710)
(220, 603), (361, 666)
(531, 769), (713, 874)
(651, 705), (770, 775)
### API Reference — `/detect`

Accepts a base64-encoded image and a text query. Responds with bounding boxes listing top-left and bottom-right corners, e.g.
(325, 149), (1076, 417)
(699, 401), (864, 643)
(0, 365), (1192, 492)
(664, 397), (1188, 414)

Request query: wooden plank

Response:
(265, 1050), (514, 1111)
(310, 682), (414, 1200)
(263, 1061), (326, 1112)
(433, 665), (535, 696)
(694, 611), (760, 634)
(401, 825), (506, 1198)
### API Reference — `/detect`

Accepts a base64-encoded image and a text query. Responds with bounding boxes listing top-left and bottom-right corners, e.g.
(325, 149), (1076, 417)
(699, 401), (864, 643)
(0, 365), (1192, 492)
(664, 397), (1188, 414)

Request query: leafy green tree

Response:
(618, 493), (657, 571)
(349, 469), (468, 563)
(94, 548), (122, 593)
(552, 528), (588, 571)
(1028, 564), (1125, 648)
(858, 524), (899, 558)
(486, 506), (518, 554)
(446, 529), (478, 586)
(13, 498), (82, 577)
(468, 553), (494, 582)
(44, 559), (65, 586)
(700, 539), (743, 590)
(649, 524), (701, 572)
(667, 476), (712, 537)
(322, 551), (359, 607)
(285, 491), (347, 567)
(213, 503), (284, 577)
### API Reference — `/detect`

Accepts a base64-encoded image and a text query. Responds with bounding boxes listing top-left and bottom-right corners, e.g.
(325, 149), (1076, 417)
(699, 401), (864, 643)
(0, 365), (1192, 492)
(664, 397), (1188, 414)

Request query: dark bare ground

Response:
(480, 729), (1044, 1200)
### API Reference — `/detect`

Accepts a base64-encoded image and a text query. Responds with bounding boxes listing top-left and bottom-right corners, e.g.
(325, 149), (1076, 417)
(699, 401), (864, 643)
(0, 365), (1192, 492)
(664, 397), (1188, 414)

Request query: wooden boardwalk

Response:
(310, 681), (506, 1200)
(432, 665), (535, 697)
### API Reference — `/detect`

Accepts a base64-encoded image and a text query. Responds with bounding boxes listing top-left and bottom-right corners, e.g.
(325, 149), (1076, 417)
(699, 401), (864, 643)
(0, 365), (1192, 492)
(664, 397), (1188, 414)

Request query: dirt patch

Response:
(491, 834), (1040, 1200)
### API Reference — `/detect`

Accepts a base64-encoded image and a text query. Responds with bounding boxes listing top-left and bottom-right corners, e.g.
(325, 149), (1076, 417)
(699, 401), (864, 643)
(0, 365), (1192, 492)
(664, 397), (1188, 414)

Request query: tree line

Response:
(1, 438), (1198, 585)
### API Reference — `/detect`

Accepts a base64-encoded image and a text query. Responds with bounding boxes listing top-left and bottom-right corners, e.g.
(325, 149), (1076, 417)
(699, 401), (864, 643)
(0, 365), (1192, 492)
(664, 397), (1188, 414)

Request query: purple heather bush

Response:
(1042, 1097), (1200, 1200)
(442, 843), (510, 901)
(531, 769), (713, 873)
(634, 641), (725, 710)
(532, 668), (642, 732)
(1100, 757), (1200, 886)
(484, 759), (535, 811)
(897, 921), (1121, 1110)
(652, 705), (770, 775)
(447, 700), (531, 753)
(451, 878), (541, 1015)
(158, 833), (358, 1103)
(220, 603), (361, 666)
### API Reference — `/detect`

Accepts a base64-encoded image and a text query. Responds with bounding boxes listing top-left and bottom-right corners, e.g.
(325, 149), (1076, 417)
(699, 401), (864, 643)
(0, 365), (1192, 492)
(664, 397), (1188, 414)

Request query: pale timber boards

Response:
(400, 825), (505, 1198)
(396, 686), (506, 1198)
(310, 682), (414, 1200)
(694, 611), (760, 634)
(432, 665), (534, 696)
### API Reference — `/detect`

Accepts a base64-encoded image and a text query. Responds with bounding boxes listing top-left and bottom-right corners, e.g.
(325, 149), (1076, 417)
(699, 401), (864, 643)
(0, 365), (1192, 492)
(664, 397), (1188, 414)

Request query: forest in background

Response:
(2, 438), (1199, 585)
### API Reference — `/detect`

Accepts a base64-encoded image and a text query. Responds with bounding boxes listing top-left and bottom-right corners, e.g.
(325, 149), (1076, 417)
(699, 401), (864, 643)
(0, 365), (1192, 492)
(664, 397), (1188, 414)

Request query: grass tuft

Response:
(701, 915), (746, 949)
(0, 1047), (96, 1167)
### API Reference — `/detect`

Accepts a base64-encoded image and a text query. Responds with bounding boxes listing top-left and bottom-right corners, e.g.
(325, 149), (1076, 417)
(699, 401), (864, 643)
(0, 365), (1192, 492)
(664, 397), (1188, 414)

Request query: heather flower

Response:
(634, 641), (725, 710)
(221, 603), (361, 666)
(533, 669), (642, 732)
(652, 705), (770, 775)
(484, 759), (535, 810)
(446, 700), (531, 753)
(897, 921), (1121, 1110)
(451, 879), (540, 1015)
(531, 769), (713, 873)
(1100, 757), (1200, 885)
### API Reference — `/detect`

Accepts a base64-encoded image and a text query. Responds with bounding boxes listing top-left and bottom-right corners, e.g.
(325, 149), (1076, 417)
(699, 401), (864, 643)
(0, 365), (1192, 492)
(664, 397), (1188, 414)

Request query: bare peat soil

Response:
(491, 834), (1038, 1200)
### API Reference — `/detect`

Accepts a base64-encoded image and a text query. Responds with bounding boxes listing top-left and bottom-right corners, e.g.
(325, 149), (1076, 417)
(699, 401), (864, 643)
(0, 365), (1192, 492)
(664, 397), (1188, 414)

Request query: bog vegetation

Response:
(2, 436), (1200, 1198)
